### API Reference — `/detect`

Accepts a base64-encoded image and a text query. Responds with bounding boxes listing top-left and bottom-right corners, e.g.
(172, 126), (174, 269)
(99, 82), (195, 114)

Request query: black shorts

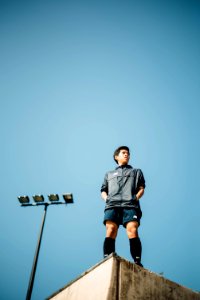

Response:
(103, 207), (142, 228)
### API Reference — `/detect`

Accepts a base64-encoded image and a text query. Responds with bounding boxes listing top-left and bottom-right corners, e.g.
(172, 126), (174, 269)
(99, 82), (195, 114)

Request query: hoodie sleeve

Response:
(136, 169), (146, 190)
(100, 173), (108, 193)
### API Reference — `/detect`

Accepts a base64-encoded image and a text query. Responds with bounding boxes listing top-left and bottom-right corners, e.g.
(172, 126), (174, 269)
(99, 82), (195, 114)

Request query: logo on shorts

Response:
(133, 215), (137, 219)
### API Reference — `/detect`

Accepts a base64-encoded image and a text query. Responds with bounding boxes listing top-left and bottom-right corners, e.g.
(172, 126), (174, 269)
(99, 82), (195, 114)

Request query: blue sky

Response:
(1, 0), (200, 299)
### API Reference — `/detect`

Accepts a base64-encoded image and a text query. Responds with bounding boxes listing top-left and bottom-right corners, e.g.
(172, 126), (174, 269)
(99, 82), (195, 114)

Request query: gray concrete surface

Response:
(47, 253), (200, 300)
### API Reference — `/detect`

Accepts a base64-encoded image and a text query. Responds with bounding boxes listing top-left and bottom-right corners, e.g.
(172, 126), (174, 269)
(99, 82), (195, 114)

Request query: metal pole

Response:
(26, 203), (48, 300)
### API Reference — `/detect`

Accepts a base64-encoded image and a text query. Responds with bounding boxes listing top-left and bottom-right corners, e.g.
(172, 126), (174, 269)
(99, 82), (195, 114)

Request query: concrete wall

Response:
(118, 257), (200, 300)
(48, 254), (200, 300)
(48, 256), (117, 300)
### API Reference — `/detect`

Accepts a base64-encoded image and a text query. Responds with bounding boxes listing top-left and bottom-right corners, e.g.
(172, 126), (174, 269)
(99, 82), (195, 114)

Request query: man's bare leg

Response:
(126, 221), (143, 266)
(103, 221), (118, 257)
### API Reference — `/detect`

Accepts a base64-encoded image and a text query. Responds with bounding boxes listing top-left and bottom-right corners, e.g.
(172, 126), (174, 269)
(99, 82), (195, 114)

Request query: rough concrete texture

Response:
(48, 253), (200, 300)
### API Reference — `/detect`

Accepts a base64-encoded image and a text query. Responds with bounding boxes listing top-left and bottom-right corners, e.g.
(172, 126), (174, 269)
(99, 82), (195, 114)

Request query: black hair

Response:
(113, 146), (130, 164)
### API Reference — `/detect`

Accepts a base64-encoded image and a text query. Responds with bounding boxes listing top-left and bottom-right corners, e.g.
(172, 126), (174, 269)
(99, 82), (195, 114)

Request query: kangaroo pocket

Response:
(106, 196), (121, 207)
(121, 199), (135, 207)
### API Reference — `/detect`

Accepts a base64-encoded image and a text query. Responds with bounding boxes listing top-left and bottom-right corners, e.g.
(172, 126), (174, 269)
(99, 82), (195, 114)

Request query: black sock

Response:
(129, 237), (142, 263)
(103, 237), (115, 257)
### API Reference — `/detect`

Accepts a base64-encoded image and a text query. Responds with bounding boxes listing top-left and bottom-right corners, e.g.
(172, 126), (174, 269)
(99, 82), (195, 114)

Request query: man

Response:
(101, 146), (145, 267)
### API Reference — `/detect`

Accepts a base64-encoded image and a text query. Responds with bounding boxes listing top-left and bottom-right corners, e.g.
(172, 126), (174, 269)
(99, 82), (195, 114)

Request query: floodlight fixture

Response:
(48, 194), (59, 202)
(63, 193), (73, 203)
(33, 195), (44, 203)
(17, 191), (74, 300)
(18, 196), (30, 204)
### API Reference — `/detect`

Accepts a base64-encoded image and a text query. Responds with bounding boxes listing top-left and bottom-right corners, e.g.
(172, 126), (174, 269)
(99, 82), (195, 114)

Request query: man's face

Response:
(115, 149), (130, 165)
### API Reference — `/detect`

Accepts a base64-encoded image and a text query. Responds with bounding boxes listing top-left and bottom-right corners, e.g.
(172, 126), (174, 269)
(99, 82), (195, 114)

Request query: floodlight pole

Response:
(18, 194), (73, 300)
(26, 203), (48, 300)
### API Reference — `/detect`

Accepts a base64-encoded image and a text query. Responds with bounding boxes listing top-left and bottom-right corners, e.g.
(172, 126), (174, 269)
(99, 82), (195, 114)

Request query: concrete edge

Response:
(115, 255), (200, 296)
(46, 253), (116, 300)
(106, 253), (120, 300)
(46, 253), (200, 299)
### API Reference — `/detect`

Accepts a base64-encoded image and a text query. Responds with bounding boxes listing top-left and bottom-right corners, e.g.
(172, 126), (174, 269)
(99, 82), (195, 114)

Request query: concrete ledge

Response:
(47, 253), (200, 300)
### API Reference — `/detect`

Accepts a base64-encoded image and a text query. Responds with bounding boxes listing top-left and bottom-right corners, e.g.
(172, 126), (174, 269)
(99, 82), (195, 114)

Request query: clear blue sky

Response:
(1, 0), (200, 299)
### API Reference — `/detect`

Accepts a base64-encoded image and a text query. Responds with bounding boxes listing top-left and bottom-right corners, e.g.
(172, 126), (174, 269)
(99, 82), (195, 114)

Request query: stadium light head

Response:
(48, 194), (59, 202)
(18, 196), (30, 204)
(33, 195), (44, 203)
(63, 193), (73, 204)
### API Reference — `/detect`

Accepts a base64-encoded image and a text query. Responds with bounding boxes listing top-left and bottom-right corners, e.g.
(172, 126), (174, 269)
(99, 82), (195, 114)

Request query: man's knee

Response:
(126, 221), (139, 238)
(106, 221), (118, 238)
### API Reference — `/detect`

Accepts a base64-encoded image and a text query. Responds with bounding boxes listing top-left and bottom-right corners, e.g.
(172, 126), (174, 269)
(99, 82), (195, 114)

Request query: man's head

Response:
(113, 146), (130, 165)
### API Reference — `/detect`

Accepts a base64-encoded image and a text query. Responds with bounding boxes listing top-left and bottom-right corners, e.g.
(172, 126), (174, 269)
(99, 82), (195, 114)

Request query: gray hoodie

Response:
(101, 165), (145, 211)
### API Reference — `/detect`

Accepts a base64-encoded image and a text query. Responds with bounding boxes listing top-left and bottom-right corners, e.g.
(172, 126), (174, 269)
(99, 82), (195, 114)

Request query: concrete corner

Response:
(47, 253), (200, 300)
